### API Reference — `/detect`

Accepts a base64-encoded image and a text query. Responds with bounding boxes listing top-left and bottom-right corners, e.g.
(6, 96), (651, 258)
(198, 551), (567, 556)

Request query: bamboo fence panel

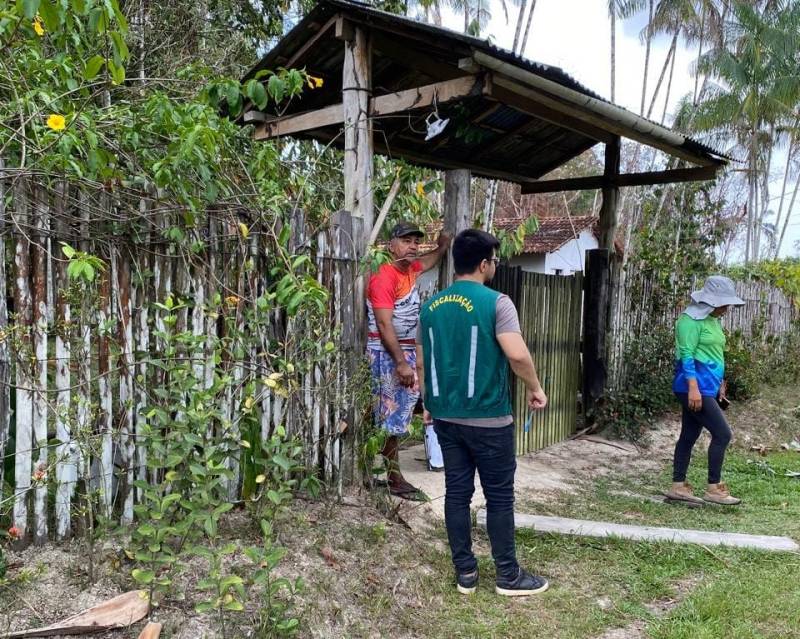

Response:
(608, 260), (798, 389)
(0, 175), (367, 544)
(493, 266), (584, 455)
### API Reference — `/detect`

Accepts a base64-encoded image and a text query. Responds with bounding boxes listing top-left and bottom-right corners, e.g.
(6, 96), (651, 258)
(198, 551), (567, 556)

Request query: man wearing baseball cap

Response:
(367, 221), (451, 499)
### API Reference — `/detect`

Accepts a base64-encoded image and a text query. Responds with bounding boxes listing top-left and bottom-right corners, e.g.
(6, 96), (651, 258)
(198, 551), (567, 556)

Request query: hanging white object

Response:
(425, 113), (450, 141)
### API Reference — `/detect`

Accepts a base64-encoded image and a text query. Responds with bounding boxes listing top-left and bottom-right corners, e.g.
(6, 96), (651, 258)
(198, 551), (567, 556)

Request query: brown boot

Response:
(703, 482), (741, 505)
(665, 482), (704, 504)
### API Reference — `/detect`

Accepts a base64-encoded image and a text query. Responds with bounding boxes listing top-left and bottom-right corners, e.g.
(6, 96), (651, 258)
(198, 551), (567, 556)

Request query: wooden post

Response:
(438, 169), (471, 290)
(582, 249), (610, 421)
(342, 23), (373, 245)
(598, 136), (621, 251)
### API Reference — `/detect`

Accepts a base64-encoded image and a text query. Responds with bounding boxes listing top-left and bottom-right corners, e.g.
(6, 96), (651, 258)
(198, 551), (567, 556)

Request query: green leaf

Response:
(37, 0), (59, 30)
(110, 31), (129, 63)
(267, 490), (282, 505)
(108, 59), (125, 85)
(246, 80), (268, 110)
(272, 453), (293, 472)
(267, 75), (285, 103)
(72, 0), (86, 14)
(60, 243), (75, 259)
(88, 6), (107, 33)
(23, 0), (41, 19)
(195, 600), (216, 613)
(83, 55), (106, 80)
(131, 568), (155, 584)
(223, 599), (244, 612)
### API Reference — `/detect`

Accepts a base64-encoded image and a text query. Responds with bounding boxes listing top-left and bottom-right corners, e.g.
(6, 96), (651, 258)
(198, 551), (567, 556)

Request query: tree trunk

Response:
(775, 162), (800, 257)
(661, 36), (677, 124)
(640, 0), (654, 116)
(693, 4), (706, 106)
(610, 10), (616, 102)
(519, 0), (537, 56)
(646, 33), (677, 120)
(512, 0), (528, 53)
(772, 131), (795, 248)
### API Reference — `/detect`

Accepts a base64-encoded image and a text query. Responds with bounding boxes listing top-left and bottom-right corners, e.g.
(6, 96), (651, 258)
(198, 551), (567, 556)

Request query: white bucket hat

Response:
(683, 276), (745, 320)
(690, 275), (745, 308)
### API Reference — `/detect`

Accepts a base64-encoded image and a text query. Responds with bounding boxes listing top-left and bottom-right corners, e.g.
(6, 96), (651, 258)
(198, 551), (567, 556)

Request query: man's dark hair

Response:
(452, 229), (501, 275)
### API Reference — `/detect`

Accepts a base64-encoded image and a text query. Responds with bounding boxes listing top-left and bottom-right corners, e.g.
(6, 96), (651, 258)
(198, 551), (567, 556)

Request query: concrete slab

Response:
(477, 510), (800, 552)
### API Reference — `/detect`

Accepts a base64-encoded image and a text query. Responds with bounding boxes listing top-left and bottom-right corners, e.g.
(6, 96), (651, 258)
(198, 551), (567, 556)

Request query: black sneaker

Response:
(495, 568), (549, 597)
(456, 569), (479, 595)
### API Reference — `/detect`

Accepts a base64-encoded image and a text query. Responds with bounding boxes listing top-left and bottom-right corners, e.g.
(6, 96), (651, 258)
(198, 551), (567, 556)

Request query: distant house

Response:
(494, 215), (599, 276)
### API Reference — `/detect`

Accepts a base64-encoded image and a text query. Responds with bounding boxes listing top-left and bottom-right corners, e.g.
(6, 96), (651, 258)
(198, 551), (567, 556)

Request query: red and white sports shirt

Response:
(366, 260), (423, 351)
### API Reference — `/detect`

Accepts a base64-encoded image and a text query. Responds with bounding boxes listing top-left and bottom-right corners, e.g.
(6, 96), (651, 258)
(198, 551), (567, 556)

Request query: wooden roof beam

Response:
(520, 164), (721, 194)
(253, 74), (489, 140)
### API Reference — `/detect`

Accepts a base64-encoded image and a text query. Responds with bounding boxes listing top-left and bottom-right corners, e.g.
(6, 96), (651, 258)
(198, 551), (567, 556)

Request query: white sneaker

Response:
(425, 424), (444, 471)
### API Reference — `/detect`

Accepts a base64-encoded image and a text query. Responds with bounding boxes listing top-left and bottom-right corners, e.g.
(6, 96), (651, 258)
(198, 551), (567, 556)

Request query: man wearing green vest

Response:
(416, 229), (549, 596)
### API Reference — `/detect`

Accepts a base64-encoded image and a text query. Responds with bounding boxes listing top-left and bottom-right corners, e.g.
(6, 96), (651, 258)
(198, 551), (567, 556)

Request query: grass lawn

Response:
(395, 386), (800, 639)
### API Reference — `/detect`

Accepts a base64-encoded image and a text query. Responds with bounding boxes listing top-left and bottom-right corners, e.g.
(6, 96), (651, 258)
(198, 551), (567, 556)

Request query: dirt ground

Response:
(2, 392), (798, 638)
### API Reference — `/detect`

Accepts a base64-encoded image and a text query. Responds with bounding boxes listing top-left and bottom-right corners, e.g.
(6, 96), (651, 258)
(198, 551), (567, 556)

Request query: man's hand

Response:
(527, 387), (547, 410)
(720, 379), (728, 399)
(423, 409), (433, 425)
(436, 233), (452, 250)
(688, 387), (702, 412)
(396, 360), (415, 387)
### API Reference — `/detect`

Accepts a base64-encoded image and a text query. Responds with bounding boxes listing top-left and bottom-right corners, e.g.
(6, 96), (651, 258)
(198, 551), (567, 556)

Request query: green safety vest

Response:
(420, 280), (512, 419)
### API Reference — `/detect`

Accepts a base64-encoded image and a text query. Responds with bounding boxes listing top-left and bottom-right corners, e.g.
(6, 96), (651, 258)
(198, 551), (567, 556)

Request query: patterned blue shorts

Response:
(367, 347), (420, 436)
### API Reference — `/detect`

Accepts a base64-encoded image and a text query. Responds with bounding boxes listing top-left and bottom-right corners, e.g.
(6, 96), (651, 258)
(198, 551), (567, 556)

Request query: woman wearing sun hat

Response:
(666, 276), (746, 506)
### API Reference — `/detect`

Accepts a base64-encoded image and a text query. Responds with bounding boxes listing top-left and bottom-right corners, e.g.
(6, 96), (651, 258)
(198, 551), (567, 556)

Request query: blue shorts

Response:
(367, 347), (420, 436)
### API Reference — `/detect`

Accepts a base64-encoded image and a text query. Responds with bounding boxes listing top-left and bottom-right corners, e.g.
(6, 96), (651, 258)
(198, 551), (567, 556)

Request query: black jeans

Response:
(673, 393), (733, 485)
(433, 420), (519, 580)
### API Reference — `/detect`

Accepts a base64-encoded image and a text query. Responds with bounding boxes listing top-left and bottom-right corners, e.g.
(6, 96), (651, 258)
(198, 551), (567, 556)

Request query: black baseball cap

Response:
(390, 221), (424, 239)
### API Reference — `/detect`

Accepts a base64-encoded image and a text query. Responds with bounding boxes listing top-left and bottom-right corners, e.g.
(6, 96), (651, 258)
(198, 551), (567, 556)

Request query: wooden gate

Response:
(492, 266), (583, 455)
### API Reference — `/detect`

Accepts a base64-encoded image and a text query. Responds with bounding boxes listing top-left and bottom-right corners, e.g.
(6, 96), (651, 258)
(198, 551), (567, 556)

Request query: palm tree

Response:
(693, 1), (800, 262)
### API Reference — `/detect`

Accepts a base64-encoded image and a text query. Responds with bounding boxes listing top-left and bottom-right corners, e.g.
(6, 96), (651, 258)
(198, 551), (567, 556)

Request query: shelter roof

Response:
(495, 215), (599, 254)
(241, 0), (728, 185)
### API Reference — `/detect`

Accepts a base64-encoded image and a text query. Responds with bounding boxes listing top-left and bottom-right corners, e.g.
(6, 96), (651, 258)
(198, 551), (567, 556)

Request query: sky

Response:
(431, 0), (800, 258)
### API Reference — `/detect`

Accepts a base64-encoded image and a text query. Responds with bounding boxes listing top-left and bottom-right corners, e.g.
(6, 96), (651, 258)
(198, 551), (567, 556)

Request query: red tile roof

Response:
(494, 215), (598, 254)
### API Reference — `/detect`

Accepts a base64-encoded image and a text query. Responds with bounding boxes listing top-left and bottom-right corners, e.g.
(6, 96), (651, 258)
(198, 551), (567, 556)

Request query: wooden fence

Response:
(0, 172), (365, 544)
(608, 259), (798, 389)
(493, 266), (583, 454)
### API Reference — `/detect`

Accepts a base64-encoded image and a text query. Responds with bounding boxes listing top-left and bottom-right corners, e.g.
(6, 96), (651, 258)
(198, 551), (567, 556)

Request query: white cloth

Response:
(683, 301), (715, 320)
(425, 424), (444, 469)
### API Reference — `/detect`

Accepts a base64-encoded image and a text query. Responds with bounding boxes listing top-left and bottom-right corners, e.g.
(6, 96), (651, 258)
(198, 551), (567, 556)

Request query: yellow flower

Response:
(225, 295), (240, 307)
(46, 114), (66, 131)
(33, 17), (45, 37)
(307, 75), (324, 89)
(416, 182), (426, 197)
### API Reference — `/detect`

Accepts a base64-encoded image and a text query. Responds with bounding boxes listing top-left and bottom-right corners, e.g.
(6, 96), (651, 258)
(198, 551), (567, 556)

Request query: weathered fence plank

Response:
(12, 175), (34, 539)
